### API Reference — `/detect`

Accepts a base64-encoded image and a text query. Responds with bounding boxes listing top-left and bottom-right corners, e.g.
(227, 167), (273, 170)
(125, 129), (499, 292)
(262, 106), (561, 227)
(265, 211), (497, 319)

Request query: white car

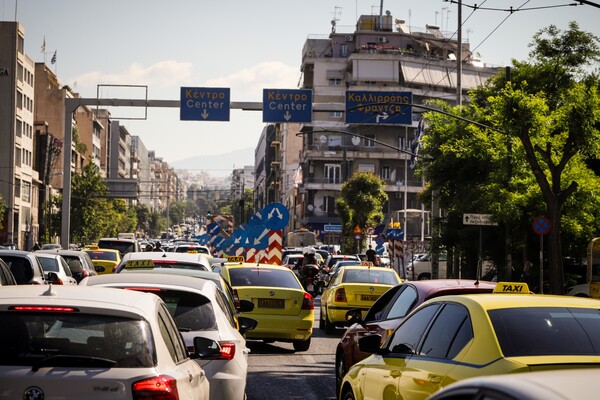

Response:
(81, 272), (257, 400)
(115, 251), (212, 272)
(34, 252), (78, 285)
(0, 285), (210, 399)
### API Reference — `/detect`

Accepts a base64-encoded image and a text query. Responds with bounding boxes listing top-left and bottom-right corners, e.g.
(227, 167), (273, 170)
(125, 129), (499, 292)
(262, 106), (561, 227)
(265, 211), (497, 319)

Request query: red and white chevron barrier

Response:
(266, 230), (283, 265)
(246, 247), (257, 263)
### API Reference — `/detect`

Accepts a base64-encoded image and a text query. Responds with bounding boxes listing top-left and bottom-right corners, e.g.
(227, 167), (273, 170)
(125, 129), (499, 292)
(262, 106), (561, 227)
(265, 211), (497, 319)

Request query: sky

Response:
(5, 0), (599, 175)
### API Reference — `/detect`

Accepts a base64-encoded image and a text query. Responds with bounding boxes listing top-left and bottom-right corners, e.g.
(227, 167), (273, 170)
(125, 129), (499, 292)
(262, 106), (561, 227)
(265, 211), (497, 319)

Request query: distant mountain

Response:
(171, 147), (254, 177)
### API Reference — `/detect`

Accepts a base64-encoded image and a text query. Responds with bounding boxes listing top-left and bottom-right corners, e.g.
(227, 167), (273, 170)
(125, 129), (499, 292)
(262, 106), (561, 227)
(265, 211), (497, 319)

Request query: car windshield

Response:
(342, 269), (399, 285)
(0, 312), (155, 368)
(489, 307), (600, 356)
(98, 240), (135, 255)
(229, 268), (302, 289)
(86, 251), (118, 261)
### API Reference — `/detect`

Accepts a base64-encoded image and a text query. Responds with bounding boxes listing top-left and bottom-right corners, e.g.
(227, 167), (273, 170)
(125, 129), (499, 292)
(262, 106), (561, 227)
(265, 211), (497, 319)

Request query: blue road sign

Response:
(376, 244), (385, 254)
(180, 87), (230, 121)
(247, 225), (269, 250)
(263, 202), (290, 231)
(324, 224), (343, 233)
(196, 234), (210, 245)
(248, 210), (264, 226)
(207, 222), (221, 236)
(212, 236), (225, 250)
(231, 228), (247, 247)
(346, 91), (412, 125)
(263, 89), (312, 123)
(375, 235), (385, 246)
(533, 216), (551, 235)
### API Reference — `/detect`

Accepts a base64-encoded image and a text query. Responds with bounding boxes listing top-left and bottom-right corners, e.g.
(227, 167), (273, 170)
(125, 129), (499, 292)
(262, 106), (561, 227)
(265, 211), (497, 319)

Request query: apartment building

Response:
(0, 22), (40, 249)
(297, 14), (499, 240)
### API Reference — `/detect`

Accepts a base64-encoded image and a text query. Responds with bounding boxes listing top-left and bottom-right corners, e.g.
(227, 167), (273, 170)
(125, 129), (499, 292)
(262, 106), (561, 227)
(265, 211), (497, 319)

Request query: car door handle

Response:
(429, 375), (442, 384)
(188, 372), (194, 382)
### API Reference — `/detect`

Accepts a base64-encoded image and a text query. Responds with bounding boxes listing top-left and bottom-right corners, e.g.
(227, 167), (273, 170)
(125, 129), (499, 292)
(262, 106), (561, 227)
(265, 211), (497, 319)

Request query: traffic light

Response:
(207, 210), (212, 217)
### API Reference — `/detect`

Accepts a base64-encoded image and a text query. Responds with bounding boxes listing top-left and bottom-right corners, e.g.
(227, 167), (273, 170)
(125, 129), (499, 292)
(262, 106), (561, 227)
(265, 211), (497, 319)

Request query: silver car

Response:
(0, 285), (211, 399)
(34, 252), (78, 285)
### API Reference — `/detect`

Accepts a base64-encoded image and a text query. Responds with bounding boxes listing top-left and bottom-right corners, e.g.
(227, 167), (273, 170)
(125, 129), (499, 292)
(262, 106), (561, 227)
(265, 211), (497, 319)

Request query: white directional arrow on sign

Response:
(268, 207), (283, 219)
(201, 109), (209, 119)
(376, 112), (389, 123)
(253, 228), (269, 246)
(284, 111), (292, 121)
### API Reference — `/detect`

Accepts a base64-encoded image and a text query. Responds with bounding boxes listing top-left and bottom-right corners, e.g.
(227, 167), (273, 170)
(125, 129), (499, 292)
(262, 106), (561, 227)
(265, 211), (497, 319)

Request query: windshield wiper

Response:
(31, 355), (117, 372)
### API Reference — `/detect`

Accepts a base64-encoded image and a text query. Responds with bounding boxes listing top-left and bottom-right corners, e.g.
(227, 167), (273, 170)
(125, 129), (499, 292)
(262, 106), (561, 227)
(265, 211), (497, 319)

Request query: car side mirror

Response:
(238, 299), (254, 313)
(345, 308), (365, 326)
(191, 336), (221, 359)
(94, 265), (106, 273)
(357, 334), (388, 355)
(237, 316), (258, 335)
(46, 272), (60, 283)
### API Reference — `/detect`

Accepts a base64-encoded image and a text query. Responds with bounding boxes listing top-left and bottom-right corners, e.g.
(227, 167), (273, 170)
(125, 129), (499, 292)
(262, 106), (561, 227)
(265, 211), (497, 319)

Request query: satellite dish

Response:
(331, 19), (336, 26)
(307, 204), (314, 211)
(351, 136), (361, 146)
(386, 10), (391, 16)
(319, 135), (327, 144)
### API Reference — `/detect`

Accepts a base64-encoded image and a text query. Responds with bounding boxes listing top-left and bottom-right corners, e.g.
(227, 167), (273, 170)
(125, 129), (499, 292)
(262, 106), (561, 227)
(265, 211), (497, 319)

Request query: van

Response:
(97, 238), (141, 258)
(406, 251), (447, 280)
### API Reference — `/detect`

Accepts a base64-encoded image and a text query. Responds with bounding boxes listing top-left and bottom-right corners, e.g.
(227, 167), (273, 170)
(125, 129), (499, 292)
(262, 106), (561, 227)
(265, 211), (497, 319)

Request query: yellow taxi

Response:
(320, 263), (401, 334)
(219, 259), (314, 352)
(83, 248), (121, 274)
(339, 282), (600, 400)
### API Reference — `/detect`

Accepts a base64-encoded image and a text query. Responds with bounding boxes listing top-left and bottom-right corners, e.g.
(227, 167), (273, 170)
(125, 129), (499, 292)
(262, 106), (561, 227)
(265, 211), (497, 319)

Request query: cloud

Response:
(205, 61), (300, 99)
(70, 60), (299, 100)
(71, 60), (196, 94)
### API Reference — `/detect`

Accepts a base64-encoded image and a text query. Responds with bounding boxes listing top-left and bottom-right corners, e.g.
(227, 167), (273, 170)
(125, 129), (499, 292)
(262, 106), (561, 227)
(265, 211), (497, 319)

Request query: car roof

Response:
(121, 267), (222, 280)
(81, 272), (217, 292)
(0, 285), (160, 317)
(409, 279), (497, 296)
(0, 250), (31, 256)
(38, 249), (88, 257)
(338, 265), (395, 272)
(223, 263), (291, 271)
(424, 292), (600, 310)
(121, 252), (209, 262)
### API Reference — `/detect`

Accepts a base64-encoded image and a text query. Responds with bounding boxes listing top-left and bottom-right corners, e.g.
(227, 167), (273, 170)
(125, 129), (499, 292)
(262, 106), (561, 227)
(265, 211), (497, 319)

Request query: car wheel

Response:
(324, 308), (336, 335)
(341, 387), (356, 400)
(418, 273), (431, 280)
(335, 351), (347, 394)
(293, 338), (311, 352)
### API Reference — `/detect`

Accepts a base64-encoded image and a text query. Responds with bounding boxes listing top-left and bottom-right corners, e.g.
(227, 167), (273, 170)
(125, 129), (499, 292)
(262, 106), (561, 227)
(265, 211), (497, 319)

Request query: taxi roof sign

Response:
(227, 256), (245, 263)
(493, 282), (530, 294)
(360, 261), (374, 267)
(125, 259), (155, 269)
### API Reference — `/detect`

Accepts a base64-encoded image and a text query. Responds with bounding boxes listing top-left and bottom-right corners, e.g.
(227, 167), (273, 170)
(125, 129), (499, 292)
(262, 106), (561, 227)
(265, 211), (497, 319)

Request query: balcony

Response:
(303, 144), (412, 161)
(302, 177), (343, 191)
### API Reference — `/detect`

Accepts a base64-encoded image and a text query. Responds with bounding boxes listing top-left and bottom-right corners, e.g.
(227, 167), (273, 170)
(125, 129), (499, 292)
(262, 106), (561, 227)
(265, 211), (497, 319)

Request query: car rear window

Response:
(98, 240), (135, 255)
(0, 312), (155, 368)
(38, 257), (60, 272)
(87, 251), (118, 261)
(342, 269), (399, 285)
(150, 290), (217, 331)
(489, 307), (600, 356)
(61, 256), (84, 273)
(0, 256), (33, 284)
(229, 268), (302, 289)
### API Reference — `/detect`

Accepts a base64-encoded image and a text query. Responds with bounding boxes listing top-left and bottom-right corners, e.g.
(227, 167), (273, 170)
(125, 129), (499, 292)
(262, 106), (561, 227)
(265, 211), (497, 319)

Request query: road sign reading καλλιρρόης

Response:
(345, 91), (412, 125)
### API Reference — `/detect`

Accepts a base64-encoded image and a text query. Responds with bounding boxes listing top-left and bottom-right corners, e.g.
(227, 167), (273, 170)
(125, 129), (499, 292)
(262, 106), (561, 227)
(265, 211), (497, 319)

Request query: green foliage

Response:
(336, 172), (388, 253)
(419, 22), (600, 293)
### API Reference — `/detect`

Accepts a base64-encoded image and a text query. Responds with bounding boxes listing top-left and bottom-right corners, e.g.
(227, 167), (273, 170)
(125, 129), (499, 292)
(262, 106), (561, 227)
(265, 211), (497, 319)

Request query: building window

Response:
(22, 181), (31, 203)
(364, 134), (375, 147)
(364, 81), (377, 86)
(16, 119), (23, 137)
(328, 78), (342, 86)
(15, 148), (21, 167)
(358, 163), (375, 173)
(17, 91), (23, 109)
(399, 137), (407, 150)
(329, 111), (343, 119)
(340, 44), (348, 57)
(324, 164), (341, 184)
(323, 196), (336, 215)
(15, 178), (21, 198)
(381, 165), (391, 180)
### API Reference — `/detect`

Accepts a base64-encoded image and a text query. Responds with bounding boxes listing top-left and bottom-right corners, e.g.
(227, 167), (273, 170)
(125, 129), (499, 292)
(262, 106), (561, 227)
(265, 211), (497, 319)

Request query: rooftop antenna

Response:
(331, 6), (341, 33)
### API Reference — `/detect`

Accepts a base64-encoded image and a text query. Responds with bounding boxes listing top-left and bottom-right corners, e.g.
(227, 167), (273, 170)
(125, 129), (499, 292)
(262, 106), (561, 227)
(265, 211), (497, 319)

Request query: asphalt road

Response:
(246, 298), (344, 400)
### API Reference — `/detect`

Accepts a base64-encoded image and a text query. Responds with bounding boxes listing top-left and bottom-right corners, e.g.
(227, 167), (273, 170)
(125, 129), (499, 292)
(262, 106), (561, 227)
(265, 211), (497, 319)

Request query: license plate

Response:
(361, 294), (379, 302)
(307, 284), (314, 291)
(258, 298), (285, 309)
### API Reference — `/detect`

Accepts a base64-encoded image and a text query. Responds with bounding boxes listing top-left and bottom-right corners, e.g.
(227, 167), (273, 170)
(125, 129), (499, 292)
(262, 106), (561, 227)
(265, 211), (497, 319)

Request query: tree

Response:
(420, 22), (600, 293)
(336, 172), (388, 253)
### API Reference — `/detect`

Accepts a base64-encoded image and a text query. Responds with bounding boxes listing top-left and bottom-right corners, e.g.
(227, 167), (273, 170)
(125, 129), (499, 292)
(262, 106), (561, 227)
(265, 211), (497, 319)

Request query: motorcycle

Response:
(299, 264), (320, 296)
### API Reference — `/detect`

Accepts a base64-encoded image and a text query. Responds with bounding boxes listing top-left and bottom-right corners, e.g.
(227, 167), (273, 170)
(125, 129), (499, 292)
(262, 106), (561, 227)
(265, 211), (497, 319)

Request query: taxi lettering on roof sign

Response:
(125, 259), (155, 269)
(227, 256), (245, 263)
(493, 282), (530, 294)
(360, 261), (374, 267)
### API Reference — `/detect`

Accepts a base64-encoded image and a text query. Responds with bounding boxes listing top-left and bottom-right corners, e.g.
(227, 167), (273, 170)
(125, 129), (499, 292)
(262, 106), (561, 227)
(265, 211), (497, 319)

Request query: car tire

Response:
(335, 350), (347, 394)
(418, 273), (431, 280)
(324, 308), (336, 335)
(293, 338), (311, 352)
(341, 387), (356, 400)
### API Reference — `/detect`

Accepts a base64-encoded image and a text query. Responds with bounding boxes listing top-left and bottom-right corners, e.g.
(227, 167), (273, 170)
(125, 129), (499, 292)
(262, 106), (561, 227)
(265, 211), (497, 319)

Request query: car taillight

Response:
(218, 342), (236, 360)
(335, 288), (347, 302)
(132, 375), (179, 400)
(302, 292), (314, 310)
(232, 288), (241, 309)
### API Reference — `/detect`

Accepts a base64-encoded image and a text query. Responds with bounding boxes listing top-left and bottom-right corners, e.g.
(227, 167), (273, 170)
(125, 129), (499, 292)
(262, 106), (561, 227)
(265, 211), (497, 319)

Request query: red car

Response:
(334, 279), (497, 392)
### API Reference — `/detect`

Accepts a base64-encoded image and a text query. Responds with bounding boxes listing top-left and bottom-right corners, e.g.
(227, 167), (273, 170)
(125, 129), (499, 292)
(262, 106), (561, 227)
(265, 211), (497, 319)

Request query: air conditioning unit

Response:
(378, 36), (388, 43)
(344, 35), (354, 42)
